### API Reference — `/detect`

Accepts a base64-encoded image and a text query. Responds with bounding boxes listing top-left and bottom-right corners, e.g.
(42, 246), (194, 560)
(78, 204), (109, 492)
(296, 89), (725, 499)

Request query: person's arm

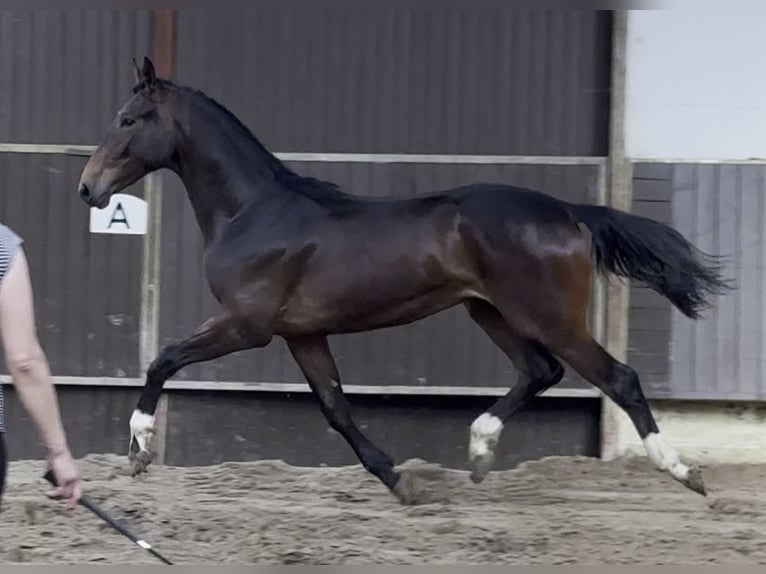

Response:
(0, 247), (82, 507)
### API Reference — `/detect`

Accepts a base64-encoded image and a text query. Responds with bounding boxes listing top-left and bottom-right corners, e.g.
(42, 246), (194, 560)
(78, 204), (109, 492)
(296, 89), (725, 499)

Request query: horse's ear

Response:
(142, 56), (157, 88)
(132, 57), (142, 85)
(132, 56), (157, 93)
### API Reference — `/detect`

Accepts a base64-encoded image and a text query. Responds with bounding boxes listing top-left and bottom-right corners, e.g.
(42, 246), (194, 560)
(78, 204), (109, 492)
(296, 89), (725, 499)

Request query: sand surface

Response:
(1, 453), (765, 564)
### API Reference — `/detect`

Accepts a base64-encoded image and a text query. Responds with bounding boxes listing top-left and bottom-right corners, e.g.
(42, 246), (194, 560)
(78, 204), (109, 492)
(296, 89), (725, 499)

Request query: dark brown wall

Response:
(174, 9), (612, 156)
(0, 9), (154, 379)
(159, 162), (603, 391)
(0, 9), (152, 144)
(2, 384), (600, 468)
(164, 391), (601, 470)
(0, 8), (612, 466)
(0, 8), (613, 391)
(2, 385), (141, 461)
(0, 153), (143, 378)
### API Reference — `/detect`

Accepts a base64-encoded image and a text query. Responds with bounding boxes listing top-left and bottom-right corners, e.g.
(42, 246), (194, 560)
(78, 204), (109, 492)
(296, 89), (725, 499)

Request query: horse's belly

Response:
(274, 219), (481, 335)
(275, 278), (472, 336)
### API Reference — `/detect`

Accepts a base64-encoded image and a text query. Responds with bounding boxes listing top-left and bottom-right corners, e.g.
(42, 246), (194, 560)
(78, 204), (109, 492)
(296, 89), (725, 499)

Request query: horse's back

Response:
(449, 183), (577, 225)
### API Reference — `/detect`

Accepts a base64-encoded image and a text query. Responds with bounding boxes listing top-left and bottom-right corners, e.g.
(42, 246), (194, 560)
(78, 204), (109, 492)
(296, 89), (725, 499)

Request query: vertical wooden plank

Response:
(172, 9), (610, 156)
(628, 167), (673, 398)
(737, 166), (763, 398)
(591, 161), (608, 347)
(601, 10), (628, 461)
(714, 165), (739, 395)
(760, 167), (766, 399)
(693, 164), (719, 396)
(151, 9), (175, 79)
(144, 8), (176, 466)
(669, 164), (698, 396)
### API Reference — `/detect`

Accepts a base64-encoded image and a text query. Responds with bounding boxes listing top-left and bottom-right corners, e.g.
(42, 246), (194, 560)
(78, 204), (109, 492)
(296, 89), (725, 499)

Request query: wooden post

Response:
(151, 10), (176, 81)
(140, 171), (165, 462)
(600, 10), (633, 461)
(140, 9), (176, 466)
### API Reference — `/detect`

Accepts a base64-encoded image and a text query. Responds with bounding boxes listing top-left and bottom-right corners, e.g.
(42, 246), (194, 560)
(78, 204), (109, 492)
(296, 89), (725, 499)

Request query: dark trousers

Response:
(0, 432), (6, 506)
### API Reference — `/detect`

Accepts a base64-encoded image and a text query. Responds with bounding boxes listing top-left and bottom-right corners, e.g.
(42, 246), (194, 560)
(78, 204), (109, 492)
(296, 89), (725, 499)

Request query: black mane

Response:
(159, 78), (350, 204)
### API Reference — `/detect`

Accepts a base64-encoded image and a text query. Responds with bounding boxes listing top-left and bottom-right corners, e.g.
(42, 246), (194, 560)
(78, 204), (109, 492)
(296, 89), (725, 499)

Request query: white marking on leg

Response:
(469, 413), (503, 459)
(130, 409), (156, 452)
(643, 432), (689, 481)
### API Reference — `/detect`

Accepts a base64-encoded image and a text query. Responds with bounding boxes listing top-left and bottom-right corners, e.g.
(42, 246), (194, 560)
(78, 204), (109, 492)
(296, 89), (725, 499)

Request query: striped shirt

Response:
(0, 224), (23, 433)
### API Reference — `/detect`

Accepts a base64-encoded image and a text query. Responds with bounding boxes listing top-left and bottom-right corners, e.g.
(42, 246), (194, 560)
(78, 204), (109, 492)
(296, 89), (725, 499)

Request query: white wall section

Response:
(626, 10), (766, 160)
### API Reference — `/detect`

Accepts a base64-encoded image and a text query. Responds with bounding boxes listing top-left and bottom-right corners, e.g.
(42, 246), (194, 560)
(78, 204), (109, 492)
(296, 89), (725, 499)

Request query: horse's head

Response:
(78, 57), (176, 209)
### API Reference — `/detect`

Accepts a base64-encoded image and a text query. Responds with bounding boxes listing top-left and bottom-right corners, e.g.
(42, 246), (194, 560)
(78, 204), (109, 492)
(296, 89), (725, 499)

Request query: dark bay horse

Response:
(77, 57), (730, 504)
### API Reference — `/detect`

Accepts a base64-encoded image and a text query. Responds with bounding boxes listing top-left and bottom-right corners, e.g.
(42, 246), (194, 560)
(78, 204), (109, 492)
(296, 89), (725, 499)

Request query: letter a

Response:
(108, 202), (130, 229)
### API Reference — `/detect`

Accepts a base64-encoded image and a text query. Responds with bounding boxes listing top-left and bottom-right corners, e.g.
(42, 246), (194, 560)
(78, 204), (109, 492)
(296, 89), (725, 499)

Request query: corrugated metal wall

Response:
(627, 164), (674, 396)
(173, 9), (611, 156)
(0, 9), (152, 379)
(629, 162), (765, 400)
(164, 391), (601, 469)
(0, 10), (151, 458)
(0, 154), (144, 377)
(0, 8), (612, 465)
(0, 9), (152, 143)
(2, 386), (141, 461)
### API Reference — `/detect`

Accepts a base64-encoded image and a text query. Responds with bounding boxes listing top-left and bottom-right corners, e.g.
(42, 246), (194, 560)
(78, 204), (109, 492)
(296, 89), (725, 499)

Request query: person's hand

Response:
(45, 449), (83, 510)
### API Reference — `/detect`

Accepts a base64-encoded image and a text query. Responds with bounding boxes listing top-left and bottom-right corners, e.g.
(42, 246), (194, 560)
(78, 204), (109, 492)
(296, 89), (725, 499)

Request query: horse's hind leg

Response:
(285, 335), (418, 503)
(552, 334), (706, 496)
(465, 299), (565, 483)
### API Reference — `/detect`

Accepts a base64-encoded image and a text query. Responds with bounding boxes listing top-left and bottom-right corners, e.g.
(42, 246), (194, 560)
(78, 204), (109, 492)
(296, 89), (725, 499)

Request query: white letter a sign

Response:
(89, 193), (148, 235)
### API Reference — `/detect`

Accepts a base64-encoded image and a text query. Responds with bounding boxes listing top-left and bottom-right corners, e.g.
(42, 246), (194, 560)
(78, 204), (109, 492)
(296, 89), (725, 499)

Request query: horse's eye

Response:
(120, 117), (135, 128)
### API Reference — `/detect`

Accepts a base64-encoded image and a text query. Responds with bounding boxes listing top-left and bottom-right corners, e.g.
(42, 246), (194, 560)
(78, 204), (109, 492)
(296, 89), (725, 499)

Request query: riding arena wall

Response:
(0, 8), (759, 472)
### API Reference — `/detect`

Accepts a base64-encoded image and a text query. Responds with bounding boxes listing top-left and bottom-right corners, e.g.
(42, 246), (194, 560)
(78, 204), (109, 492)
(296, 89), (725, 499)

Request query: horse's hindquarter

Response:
(456, 185), (594, 337)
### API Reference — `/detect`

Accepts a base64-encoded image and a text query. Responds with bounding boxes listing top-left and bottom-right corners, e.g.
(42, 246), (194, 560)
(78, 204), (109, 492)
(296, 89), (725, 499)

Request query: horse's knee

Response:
(147, 345), (181, 382)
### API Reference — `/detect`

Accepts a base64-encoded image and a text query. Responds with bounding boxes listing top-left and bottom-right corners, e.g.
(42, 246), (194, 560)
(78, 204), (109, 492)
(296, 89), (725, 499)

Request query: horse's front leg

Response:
(286, 335), (432, 505)
(130, 311), (264, 475)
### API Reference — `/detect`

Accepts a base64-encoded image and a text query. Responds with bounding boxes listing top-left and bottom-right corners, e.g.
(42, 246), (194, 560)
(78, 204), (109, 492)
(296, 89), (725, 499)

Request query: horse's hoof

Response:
(130, 450), (156, 477)
(391, 470), (429, 506)
(381, 452), (396, 469)
(469, 454), (494, 484)
(681, 466), (706, 496)
(128, 435), (140, 459)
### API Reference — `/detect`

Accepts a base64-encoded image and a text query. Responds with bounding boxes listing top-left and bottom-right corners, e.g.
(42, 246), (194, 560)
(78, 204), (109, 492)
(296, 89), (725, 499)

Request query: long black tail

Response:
(569, 203), (733, 319)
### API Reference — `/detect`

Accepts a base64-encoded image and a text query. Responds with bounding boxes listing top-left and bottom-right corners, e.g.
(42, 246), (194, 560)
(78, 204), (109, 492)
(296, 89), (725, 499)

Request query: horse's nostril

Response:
(78, 183), (90, 201)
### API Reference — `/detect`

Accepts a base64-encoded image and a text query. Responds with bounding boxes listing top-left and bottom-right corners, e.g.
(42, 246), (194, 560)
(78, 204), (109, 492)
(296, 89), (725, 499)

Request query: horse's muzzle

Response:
(78, 183), (91, 204)
(78, 183), (109, 209)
